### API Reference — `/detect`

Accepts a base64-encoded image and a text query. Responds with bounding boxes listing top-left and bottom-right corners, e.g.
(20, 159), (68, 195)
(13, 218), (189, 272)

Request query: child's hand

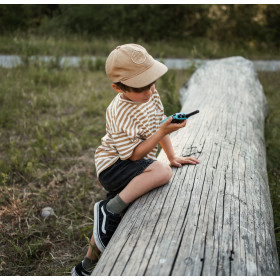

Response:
(160, 116), (187, 135)
(169, 156), (200, 168)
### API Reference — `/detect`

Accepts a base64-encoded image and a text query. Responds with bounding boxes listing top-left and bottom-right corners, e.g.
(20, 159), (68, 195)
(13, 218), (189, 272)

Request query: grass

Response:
(0, 59), (189, 275)
(0, 63), (113, 275)
(0, 33), (280, 60)
(0, 43), (279, 275)
(261, 71), (280, 250)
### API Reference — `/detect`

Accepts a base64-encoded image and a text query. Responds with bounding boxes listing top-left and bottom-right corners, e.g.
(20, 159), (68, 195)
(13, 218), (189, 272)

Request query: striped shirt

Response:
(95, 90), (165, 177)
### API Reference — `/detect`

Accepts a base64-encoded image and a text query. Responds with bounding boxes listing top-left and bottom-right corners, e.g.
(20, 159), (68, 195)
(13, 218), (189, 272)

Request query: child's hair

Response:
(115, 81), (156, 93)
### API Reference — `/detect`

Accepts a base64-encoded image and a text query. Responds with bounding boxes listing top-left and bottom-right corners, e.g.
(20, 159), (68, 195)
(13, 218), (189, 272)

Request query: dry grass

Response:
(0, 60), (188, 275)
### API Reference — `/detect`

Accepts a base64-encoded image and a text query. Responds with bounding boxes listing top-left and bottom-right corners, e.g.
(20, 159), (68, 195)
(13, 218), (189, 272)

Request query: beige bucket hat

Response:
(105, 43), (168, 88)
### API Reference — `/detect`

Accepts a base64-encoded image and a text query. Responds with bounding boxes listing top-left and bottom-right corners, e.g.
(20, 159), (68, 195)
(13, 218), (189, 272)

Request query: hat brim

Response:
(121, 59), (168, 88)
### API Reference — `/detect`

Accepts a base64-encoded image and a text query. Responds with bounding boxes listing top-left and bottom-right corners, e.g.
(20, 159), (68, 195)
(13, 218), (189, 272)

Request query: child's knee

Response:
(163, 164), (173, 182)
(152, 161), (173, 184)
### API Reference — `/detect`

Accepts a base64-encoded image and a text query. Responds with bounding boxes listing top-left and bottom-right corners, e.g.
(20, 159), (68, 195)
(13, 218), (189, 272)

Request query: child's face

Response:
(113, 83), (156, 103)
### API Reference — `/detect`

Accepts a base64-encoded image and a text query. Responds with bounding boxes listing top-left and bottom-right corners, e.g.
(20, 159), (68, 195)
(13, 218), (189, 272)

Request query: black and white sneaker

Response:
(71, 261), (92, 276)
(93, 200), (122, 252)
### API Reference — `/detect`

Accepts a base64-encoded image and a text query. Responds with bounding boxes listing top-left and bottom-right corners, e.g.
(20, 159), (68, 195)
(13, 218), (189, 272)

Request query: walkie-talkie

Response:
(161, 110), (199, 124)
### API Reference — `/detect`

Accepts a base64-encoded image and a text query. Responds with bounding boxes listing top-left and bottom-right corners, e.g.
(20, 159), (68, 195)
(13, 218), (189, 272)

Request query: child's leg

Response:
(92, 161), (172, 255)
(119, 161), (172, 204)
(86, 234), (100, 261)
(71, 235), (100, 275)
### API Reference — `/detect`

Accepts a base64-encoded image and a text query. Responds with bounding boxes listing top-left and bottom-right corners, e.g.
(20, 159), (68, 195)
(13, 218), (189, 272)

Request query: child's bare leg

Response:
(71, 235), (100, 275)
(119, 161), (172, 204)
(86, 234), (100, 261)
(91, 161), (172, 256)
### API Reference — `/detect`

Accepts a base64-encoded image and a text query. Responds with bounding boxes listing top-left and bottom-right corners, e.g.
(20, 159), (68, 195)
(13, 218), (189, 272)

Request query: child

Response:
(71, 44), (200, 276)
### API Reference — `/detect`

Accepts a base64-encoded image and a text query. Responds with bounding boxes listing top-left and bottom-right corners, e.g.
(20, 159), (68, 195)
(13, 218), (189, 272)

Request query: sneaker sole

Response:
(93, 201), (105, 253)
(71, 266), (91, 276)
(71, 267), (78, 276)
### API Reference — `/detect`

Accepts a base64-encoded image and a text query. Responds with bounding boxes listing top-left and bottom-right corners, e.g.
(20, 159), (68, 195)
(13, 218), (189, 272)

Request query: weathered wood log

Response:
(92, 56), (279, 276)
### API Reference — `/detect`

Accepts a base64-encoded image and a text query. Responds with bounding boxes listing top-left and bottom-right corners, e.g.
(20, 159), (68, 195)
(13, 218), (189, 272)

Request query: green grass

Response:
(260, 71), (280, 252)
(0, 59), (189, 275)
(0, 34), (279, 59)
(0, 52), (279, 275)
(0, 63), (114, 275)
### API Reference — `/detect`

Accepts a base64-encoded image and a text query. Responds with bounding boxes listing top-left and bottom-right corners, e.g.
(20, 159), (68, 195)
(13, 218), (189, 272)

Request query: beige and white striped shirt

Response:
(95, 90), (165, 177)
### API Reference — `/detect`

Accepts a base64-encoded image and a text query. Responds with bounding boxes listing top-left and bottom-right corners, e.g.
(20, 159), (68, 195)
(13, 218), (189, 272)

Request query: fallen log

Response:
(92, 56), (279, 276)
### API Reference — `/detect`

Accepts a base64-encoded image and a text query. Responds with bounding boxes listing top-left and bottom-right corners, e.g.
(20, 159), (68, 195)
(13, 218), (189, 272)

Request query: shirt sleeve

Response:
(111, 128), (143, 160)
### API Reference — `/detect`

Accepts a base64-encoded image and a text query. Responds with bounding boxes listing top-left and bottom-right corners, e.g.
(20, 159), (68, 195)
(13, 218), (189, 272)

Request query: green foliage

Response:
(0, 4), (59, 33)
(0, 4), (280, 48)
(1, 34), (279, 60)
(259, 71), (280, 259)
(38, 4), (211, 41)
(264, 5), (280, 47)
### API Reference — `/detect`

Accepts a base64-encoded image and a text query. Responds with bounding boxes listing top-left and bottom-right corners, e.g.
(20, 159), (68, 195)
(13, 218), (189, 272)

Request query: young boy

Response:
(71, 44), (200, 276)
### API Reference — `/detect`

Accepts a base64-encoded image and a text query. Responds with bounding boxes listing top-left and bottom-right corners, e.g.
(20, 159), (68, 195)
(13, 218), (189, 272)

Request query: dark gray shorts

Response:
(99, 158), (155, 197)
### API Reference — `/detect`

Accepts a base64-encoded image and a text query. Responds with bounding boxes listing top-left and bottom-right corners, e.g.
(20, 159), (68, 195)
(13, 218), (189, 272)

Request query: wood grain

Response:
(92, 56), (279, 276)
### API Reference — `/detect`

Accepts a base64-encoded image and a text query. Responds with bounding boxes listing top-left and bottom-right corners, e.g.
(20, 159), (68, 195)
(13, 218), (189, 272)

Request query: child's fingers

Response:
(161, 116), (173, 126)
(173, 161), (182, 168)
(180, 119), (187, 127)
(187, 158), (200, 164)
(181, 157), (200, 165)
(167, 116), (173, 123)
(189, 157), (200, 163)
(161, 117), (187, 134)
(171, 119), (187, 128)
(171, 157), (200, 168)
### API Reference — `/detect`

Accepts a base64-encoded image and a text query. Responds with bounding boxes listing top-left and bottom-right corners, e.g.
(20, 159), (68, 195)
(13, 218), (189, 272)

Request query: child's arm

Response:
(160, 134), (200, 167)
(129, 117), (186, 161)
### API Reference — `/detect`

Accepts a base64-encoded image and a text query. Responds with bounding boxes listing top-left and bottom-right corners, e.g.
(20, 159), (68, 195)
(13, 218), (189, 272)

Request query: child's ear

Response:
(112, 84), (122, 93)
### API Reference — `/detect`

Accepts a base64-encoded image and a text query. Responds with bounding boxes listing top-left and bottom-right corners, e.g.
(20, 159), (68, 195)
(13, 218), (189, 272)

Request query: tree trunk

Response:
(92, 56), (279, 276)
